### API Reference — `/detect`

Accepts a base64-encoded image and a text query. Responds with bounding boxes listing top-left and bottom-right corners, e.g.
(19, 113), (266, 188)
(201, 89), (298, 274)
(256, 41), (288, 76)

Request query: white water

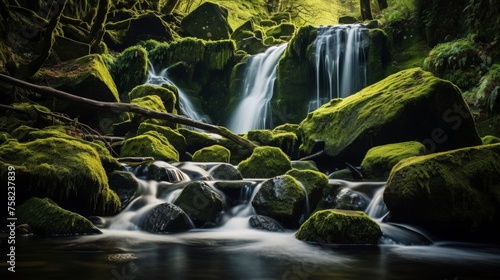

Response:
(227, 44), (288, 133)
(145, 64), (211, 124)
(309, 24), (369, 111)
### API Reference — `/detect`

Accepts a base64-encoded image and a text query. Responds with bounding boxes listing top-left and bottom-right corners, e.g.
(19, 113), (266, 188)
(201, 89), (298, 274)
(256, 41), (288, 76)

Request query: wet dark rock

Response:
(174, 181), (224, 227)
(137, 202), (194, 233)
(87, 216), (107, 228)
(146, 161), (189, 182)
(334, 188), (369, 211)
(15, 224), (33, 236)
(208, 163), (243, 180)
(214, 181), (257, 206)
(249, 215), (285, 232)
(107, 171), (140, 209)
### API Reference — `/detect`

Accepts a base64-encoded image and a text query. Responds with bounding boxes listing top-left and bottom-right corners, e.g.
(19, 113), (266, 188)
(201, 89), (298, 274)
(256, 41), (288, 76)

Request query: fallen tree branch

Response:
(0, 73), (257, 150)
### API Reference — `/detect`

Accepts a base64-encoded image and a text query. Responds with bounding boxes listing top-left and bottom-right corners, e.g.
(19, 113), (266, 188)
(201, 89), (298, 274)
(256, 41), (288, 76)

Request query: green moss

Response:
(17, 197), (101, 236)
(109, 45), (148, 97)
(290, 160), (319, 171)
(295, 209), (382, 244)
(137, 122), (186, 154)
(361, 141), (426, 180)
(251, 174), (305, 228)
(265, 23), (295, 39)
(367, 28), (391, 85)
(385, 143), (500, 239)
(237, 146), (292, 178)
(34, 54), (120, 102)
(0, 137), (121, 216)
(423, 39), (482, 89)
(130, 95), (167, 124)
(204, 40), (236, 70)
(245, 129), (297, 156)
(286, 168), (328, 210)
(120, 130), (179, 162)
(129, 84), (178, 114)
(192, 145), (231, 163)
(299, 68), (482, 164)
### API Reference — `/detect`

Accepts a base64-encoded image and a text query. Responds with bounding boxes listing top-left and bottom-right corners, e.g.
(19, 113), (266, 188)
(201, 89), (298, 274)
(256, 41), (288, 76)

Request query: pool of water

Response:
(9, 229), (500, 280)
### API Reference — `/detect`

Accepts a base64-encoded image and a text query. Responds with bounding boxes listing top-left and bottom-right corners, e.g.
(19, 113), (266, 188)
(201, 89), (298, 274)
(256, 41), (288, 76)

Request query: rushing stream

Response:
(11, 161), (500, 279)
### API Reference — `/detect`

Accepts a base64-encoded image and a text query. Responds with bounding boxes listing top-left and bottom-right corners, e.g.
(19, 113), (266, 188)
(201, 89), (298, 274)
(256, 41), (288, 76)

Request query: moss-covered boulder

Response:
(173, 181), (224, 227)
(137, 123), (186, 154)
(246, 129), (298, 157)
(34, 54), (119, 102)
(192, 145), (231, 163)
(0, 137), (121, 216)
(361, 141), (426, 180)
(299, 68), (482, 165)
(285, 169), (328, 212)
(265, 23), (295, 39)
(367, 28), (391, 85)
(180, 2), (232, 40)
(237, 146), (292, 178)
(251, 175), (306, 228)
(384, 143), (500, 241)
(129, 84), (178, 114)
(108, 45), (148, 99)
(17, 197), (101, 236)
(295, 209), (382, 245)
(120, 131), (179, 162)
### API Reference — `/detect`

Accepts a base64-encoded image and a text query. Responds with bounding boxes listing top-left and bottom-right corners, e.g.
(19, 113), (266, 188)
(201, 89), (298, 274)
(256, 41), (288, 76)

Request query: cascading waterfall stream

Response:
(227, 44), (288, 134)
(146, 63), (211, 124)
(309, 24), (369, 111)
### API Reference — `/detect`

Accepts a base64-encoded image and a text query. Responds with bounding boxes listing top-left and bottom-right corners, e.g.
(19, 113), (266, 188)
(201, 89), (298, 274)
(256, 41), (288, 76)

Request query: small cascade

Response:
(227, 44), (288, 133)
(309, 24), (369, 111)
(365, 187), (388, 219)
(146, 63), (211, 124)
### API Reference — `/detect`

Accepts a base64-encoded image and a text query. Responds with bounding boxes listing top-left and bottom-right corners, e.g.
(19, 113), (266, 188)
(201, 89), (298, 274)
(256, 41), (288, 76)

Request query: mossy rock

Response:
(173, 181), (223, 227)
(11, 125), (120, 171)
(286, 168), (329, 212)
(120, 130), (179, 162)
(299, 68), (482, 165)
(52, 35), (90, 61)
(130, 95), (167, 124)
(108, 45), (148, 98)
(290, 160), (319, 171)
(367, 28), (391, 86)
(129, 84), (178, 114)
(361, 141), (426, 180)
(0, 137), (121, 216)
(251, 175), (306, 228)
(34, 54), (119, 102)
(17, 197), (101, 236)
(192, 145), (231, 163)
(180, 2), (232, 40)
(237, 146), (292, 178)
(265, 23), (295, 39)
(245, 129), (298, 157)
(295, 209), (382, 245)
(231, 20), (255, 42)
(137, 123), (186, 154)
(384, 143), (500, 241)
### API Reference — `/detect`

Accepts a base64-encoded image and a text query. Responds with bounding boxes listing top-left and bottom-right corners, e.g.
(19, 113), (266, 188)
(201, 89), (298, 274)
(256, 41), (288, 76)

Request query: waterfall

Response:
(309, 24), (369, 111)
(227, 44), (288, 134)
(146, 63), (211, 124)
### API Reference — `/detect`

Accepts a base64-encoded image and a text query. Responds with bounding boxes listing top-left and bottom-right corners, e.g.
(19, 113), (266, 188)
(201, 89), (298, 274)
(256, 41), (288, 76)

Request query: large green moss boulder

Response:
(246, 129), (298, 157)
(295, 209), (382, 244)
(17, 197), (101, 236)
(173, 181), (224, 227)
(299, 68), (482, 165)
(180, 2), (232, 40)
(120, 131), (179, 162)
(384, 143), (500, 241)
(0, 137), (121, 216)
(361, 141), (426, 180)
(237, 146), (292, 178)
(251, 175), (306, 228)
(34, 54), (119, 102)
(192, 145), (231, 163)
